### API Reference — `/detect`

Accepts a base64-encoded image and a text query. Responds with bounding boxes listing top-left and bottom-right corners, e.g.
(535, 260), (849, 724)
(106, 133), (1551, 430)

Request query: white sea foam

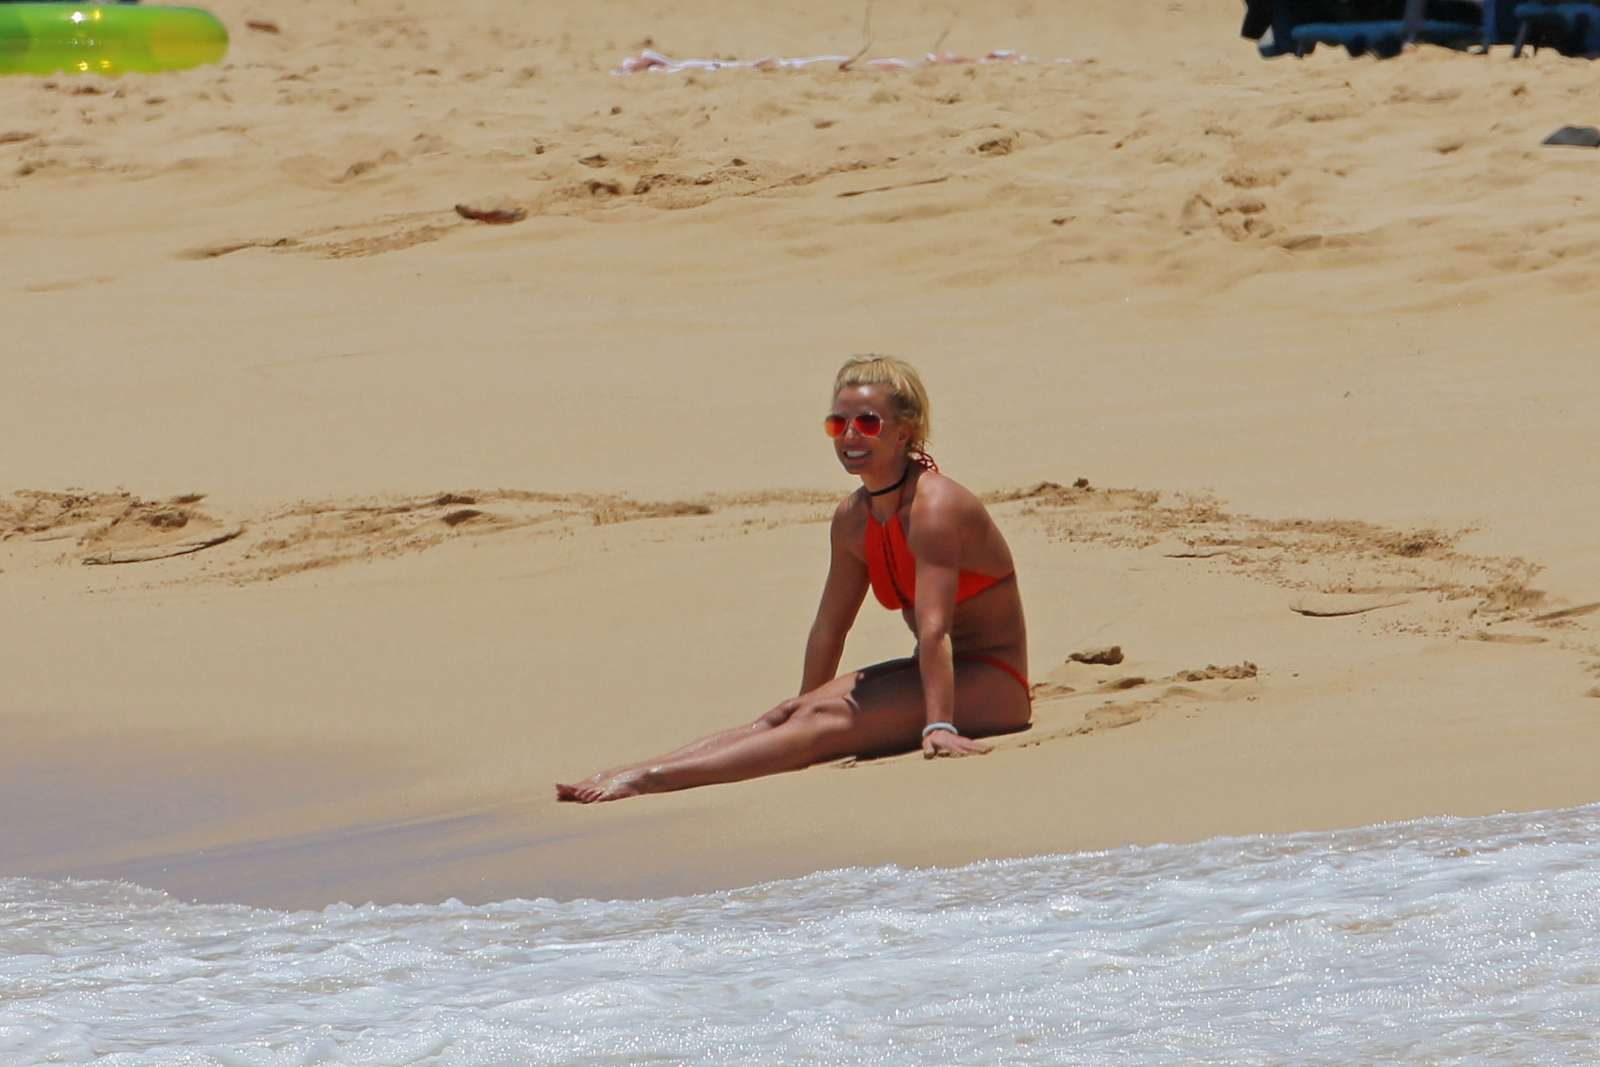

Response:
(4, 806), (1600, 1066)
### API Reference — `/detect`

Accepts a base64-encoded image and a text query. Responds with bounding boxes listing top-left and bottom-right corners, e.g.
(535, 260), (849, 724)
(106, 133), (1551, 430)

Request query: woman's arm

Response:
(908, 486), (991, 758)
(799, 498), (869, 694)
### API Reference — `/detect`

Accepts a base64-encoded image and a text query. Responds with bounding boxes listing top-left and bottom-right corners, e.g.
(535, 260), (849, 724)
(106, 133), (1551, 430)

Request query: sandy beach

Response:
(5, 0), (1600, 909)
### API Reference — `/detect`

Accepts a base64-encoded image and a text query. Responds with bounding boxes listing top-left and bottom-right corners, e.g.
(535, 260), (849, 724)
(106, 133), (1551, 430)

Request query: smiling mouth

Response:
(843, 450), (869, 459)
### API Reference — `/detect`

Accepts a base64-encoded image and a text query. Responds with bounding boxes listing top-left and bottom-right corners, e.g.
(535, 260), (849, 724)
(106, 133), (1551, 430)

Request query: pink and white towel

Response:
(614, 48), (1062, 75)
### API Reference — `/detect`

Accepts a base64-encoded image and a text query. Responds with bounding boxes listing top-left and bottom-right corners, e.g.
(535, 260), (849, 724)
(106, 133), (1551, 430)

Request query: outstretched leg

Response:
(556, 660), (914, 802)
(558, 657), (1028, 802)
(557, 714), (786, 801)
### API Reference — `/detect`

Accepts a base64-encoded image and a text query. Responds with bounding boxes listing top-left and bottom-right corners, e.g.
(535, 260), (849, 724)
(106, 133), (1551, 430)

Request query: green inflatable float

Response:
(0, 2), (227, 76)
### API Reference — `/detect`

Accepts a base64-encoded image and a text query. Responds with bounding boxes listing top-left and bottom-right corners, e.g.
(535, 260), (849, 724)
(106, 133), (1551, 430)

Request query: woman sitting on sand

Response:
(556, 355), (1030, 802)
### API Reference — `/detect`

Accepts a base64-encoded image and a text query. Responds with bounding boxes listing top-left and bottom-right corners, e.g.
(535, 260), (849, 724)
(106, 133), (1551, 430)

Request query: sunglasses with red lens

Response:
(823, 412), (884, 439)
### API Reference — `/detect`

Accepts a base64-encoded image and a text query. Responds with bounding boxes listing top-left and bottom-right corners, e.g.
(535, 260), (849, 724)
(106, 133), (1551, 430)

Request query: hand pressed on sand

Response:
(922, 731), (992, 759)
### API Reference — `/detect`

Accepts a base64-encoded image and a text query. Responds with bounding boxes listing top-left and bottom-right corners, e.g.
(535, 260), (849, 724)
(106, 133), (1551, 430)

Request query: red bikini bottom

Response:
(953, 651), (1032, 701)
(875, 651), (1031, 702)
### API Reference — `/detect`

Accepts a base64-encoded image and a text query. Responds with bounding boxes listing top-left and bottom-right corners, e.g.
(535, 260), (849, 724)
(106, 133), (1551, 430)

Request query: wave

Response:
(4, 805), (1599, 1065)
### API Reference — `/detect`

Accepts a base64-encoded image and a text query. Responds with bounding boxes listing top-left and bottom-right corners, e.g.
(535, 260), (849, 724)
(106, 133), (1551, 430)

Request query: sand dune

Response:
(6, 0), (1600, 904)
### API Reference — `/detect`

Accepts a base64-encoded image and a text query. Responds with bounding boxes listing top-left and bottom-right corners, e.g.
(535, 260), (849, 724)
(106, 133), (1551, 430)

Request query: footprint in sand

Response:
(1289, 592), (1409, 617)
(989, 659), (1264, 757)
(1028, 681), (1076, 701)
(84, 526), (242, 565)
(1464, 631), (1547, 645)
(0, 490), (243, 566)
(177, 238), (297, 260)
(1098, 676), (1147, 692)
(75, 495), (241, 565)
(1084, 702), (1146, 728)
(1533, 602), (1600, 624)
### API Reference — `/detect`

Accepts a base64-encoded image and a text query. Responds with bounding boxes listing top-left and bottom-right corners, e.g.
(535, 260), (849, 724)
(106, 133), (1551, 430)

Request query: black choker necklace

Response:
(867, 463), (913, 497)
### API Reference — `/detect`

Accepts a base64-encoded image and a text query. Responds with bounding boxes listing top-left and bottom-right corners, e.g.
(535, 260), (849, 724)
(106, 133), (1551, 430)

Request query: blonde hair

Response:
(832, 354), (932, 453)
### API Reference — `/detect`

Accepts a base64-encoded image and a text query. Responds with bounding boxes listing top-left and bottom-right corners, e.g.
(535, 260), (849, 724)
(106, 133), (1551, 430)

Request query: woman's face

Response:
(829, 384), (911, 479)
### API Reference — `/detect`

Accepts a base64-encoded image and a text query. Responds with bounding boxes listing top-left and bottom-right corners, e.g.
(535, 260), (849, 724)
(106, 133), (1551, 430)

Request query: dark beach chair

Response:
(1241, 0), (1303, 56)
(1509, 2), (1600, 54)
(1241, 0), (1409, 56)
(1290, 16), (1484, 54)
(1242, 0), (1496, 56)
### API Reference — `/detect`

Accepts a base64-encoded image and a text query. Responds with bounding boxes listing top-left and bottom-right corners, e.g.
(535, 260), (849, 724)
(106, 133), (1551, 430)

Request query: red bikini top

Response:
(864, 511), (1009, 611)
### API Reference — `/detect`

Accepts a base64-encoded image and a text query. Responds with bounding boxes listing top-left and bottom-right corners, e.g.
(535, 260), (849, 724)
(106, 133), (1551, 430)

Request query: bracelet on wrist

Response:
(921, 722), (959, 739)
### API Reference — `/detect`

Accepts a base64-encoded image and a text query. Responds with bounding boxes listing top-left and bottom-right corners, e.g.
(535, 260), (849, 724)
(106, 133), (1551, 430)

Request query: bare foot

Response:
(555, 781), (591, 802)
(555, 762), (636, 803)
(555, 767), (659, 803)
